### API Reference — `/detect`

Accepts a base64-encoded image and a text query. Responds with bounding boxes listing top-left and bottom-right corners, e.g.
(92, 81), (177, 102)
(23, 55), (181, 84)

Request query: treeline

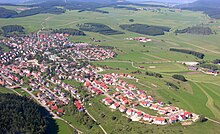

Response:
(119, 24), (170, 36)
(175, 26), (213, 35)
(1, 25), (25, 35)
(77, 23), (124, 35)
(172, 74), (187, 82)
(0, 7), (65, 18)
(78, 9), (109, 14)
(15, 7), (65, 18)
(114, 6), (139, 11)
(0, 93), (52, 134)
(53, 28), (86, 36)
(145, 71), (163, 78)
(170, 48), (205, 59)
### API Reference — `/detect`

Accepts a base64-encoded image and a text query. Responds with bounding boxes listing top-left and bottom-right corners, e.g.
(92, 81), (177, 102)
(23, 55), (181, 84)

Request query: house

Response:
(153, 117), (167, 125)
(126, 108), (134, 116)
(128, 84), (137, 90)
(57, 108), (64, 116)
(143, 114), (152, 121)
(75, 100), (84, 112)
(51, 105), (58, 111)
(150, 104), (158, 110)
(119, 105), (127, 113)
(169, 116), (178, 124)
(103, 98), (114, 106)
(110, 102), (120, 109)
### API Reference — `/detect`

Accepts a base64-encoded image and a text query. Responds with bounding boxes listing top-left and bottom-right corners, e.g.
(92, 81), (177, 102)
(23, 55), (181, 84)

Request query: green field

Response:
(0, 87), (14, 94)
(0, 4), (220, 134)
(55, 119), (73, 134)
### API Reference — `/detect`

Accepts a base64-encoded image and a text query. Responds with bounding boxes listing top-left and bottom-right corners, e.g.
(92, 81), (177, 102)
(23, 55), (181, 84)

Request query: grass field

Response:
(55, 119), (73, 134)
(0, 4), (220, 133)
(0, 87), (14, 94)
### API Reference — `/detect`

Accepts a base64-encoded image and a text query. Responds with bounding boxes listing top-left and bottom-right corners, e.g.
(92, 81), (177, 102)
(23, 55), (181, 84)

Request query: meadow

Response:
(0, 4), (220, 133)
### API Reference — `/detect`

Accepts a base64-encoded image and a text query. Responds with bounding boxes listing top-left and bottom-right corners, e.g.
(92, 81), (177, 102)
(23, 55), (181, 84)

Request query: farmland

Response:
(0, 3), (220, 134)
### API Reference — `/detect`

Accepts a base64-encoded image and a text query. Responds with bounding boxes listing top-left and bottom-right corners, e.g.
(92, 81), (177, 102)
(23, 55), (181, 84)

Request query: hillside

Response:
(178, 0), (220, 19)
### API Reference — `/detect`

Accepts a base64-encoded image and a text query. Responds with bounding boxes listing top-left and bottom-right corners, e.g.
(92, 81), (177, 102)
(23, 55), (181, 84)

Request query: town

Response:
(0, 32), (199, 127)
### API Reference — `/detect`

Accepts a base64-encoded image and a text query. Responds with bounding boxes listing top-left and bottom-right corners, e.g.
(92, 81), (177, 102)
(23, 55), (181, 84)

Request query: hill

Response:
(178, 0), (220, 19)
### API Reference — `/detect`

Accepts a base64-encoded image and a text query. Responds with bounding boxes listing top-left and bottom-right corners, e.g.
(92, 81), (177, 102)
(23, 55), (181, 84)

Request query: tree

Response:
(129, 19), (134, 22)
(172, 74), (187, 82)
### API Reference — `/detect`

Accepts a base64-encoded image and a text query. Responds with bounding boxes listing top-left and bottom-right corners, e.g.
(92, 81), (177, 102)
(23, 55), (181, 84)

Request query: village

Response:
(0, 32), (199, 127)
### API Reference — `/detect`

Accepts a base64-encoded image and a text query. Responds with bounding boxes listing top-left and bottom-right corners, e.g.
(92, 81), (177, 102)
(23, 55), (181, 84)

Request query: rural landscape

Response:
(0, 0), (220, 134)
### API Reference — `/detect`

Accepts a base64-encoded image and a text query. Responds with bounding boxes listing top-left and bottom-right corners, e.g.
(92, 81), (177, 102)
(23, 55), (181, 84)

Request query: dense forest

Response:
(77, 23), (124, 35)
(172, 74), (187, 82)
(1, 25), (25, 35)
(170, 48), (205, 59)
(119, 24), (170, 36)
(53, 28), (86, 36)
(0, 7), (18, 18)
(175, 26), (213, 35)
(0, 93), (55, 134)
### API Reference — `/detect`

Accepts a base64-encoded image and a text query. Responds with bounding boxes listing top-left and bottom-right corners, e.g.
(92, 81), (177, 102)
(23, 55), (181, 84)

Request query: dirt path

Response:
(194, 83), (220, 121)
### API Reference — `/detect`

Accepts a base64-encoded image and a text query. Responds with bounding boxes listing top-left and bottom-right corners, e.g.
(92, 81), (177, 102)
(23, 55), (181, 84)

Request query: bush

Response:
(198, 115), (208, 122)
(172, 74), (187, 82)
(112, 116), (117, 120)
(166, 82), (179, 90)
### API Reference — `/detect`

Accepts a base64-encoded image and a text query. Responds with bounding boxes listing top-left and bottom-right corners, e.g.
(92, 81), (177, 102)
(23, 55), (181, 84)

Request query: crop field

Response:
(0, 4), (220, 134)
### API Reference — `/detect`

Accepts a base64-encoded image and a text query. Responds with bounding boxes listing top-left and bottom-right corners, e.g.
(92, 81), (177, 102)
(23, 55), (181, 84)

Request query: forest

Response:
(53, 28), (86, 36)
(0, 7), (18, 18)
(170, 48), (205, 59)
(0, 93), (54, 134)
(119, 24), (170, 36)
(1, 25), (25, 35)
(175, 26), (213, 35)
(77, 23), (124, 35)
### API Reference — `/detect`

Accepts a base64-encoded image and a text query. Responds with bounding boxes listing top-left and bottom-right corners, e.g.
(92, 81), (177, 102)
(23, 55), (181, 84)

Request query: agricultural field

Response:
(0, 3), (220, 134)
